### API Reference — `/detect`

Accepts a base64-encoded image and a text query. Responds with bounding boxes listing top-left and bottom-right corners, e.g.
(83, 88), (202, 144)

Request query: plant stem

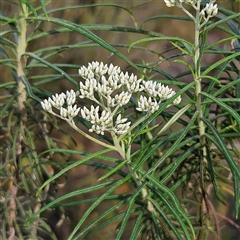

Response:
(194, 1), (209, 239)
(113, 132), (157, 219)
(10, 2), (28, 239)
(69, 120), (117, 151)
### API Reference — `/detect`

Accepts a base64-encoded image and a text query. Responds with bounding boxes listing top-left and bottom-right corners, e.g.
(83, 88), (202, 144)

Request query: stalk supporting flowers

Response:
(164, 0), (218, 239)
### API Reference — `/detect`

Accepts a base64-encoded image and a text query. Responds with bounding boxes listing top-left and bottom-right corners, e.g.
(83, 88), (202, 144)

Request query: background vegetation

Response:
(0, 0), (239, 239)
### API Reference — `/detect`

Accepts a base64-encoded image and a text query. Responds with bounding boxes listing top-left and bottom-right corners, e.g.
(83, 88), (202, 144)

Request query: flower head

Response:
(40, 90), (80, 121)
(200, 3), (218, 18)
(41, 62), (181, 136)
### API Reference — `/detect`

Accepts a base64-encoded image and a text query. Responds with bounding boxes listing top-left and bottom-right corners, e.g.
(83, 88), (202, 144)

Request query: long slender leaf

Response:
(76, 199), (129, 239)
(147, 110), (198, 174)
(149, 198), (183, 240)
(0, 93), (18, 121)
(20, 0), (37, 18)
(28, 16), (145, 75)
(26, 180), (116, 223)
(129, 36), (193, 53)
(203, 118), (240, 217)
(40, 0), (49, 21)
(201, 52), (240, 76)
(36, 148), (113, 195)
(143, 174), (194, 240)
(24, 52), (78, 87)
(129, 207), (145, 240)
(201, 92), (240, 125)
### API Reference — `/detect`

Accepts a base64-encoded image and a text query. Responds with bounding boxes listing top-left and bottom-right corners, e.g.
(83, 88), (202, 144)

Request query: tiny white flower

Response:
(51, 93), (66, 109)
(60, 107), (67, 118)
(114, 115), (131, 135)
(212, 4), (218, 17)
(114, 92), (132, 107)
(107, 95), (117, 107)
(81, 106), (90, 120)
(41, 99), (52, 112)
(201, 3), (218, 19)
(164, 0), (176, 7)
(119, 71), (129, 85)
(115, 114), (128, 125)
(66, 89), (76, 106)
(67, 105), (80, 118)
(136, 96), (159, 113)
(173, 95), (182, 105)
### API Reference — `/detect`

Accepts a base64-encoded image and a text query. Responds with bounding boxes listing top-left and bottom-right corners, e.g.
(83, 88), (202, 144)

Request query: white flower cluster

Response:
(41, 90), (80, 121)
(164, 0), (218, 20)
(200, 3), (218, 19)
(41, 62), (181, 136)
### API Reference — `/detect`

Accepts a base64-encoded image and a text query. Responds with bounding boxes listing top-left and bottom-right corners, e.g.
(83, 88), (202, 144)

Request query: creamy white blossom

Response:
(173, 95), (182, 105)
(201, 3), (218, 18)
(41, 99), (52, 112)
(114, 92), (132, 107)
(49, 93), (66, 109)
(79, 78), (97, 99)
(41, 62), (181, 136)
(40, 90), (80, 121)
(164, 0), (218, 20)
(142, 80), (180, 103)
(164, 0), (176, 7)
(113, 114), (131, 135)
(81, 106), (112, 135)
(66, 105), (80, 118)
(136, 96), (159, 113)
(66, 89), (76, 106)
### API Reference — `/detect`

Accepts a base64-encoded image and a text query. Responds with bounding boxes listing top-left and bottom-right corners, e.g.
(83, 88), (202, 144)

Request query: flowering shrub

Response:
(1, 0), (239, 239)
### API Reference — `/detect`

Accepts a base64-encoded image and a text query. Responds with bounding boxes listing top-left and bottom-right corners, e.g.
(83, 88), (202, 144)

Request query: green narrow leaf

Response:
(115, 182), (148, 240)
(26, 181), (116, 224)
(20, 76), (41, 102)
(212, 78), (240, 97)
(115, 198), (135, 240)
(144, 175), (194, 240)
(97, 159), (128, 182)
(149, 198), (182, 240)
(68, 180), (123, 239)
(36, 148), (113, 195)
(201, 92), (240, 125)
(202, 119), (240, 179)
(157, 104), (192, 135)
(40, 0), (49, 21)
(129, 36), (193, 53)
(24, 52), (78, 87)
(69, 156), (167, 239)
(129, 207), (144, 240)
(20, 0), (38, 18)
(203, 118), (240, 218)
(76, 198), (128, 238)
(201, 52), (240, 75)
(151, 212), (163, 240)
(79, 213), (125, 240)
(206, 12), (240, 34)
(141, 14), (192, 27)
(147, 110), (198, 174)
(205, 142), (226, 205)
(0, 93), (18, 121)
(160, 142), (200, 183)
(29, 16), (145, 76)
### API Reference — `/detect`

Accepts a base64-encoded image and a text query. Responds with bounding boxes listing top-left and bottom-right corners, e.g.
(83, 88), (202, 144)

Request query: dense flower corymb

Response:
(41, 61), (181, 136)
